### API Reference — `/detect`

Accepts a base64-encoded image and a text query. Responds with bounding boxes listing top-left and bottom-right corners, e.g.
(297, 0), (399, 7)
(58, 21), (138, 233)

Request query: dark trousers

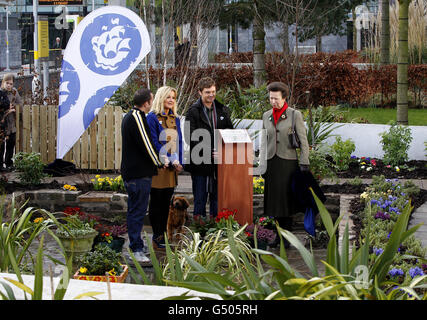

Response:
(0, 133), (15, 168)
(124, 177), (152, 253)
(191, 174), (217, 217)
(149, 187), (174, 239)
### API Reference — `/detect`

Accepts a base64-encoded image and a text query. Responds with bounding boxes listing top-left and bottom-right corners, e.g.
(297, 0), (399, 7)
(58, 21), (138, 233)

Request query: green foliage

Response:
(125, 190), (427, 300)
(0, 196), (53, 273)
(189, 215), (216, 237)
(330, 136), (356, 171)
(162, 227), (254, 281)
(349, 177), (363, 186)
(216, 82), (270, 121)
(12, 152), (47, 185)
(357, 176), (425, 286)
(55, 214), (97, 238)
(308, 147), (337, 182)
(0, 237), (102, 300)
(303, 106), (344, 147)
(379, 122), (413, 166)
(80, 244), (123, 276)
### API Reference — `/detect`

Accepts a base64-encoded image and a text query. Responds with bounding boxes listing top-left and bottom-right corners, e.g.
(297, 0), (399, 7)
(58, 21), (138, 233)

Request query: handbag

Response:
(288, 109), (301, 149)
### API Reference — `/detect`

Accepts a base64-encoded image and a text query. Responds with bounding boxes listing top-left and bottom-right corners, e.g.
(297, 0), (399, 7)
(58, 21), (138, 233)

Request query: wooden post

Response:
(47, 105), (56, 162)
(114, 108), (122, 170)
(106, 107), (114, 170)
(89, 115), (97, 169)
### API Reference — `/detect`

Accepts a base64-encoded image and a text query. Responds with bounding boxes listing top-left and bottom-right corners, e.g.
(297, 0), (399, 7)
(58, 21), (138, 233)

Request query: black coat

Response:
(183, 98), (234, 176)
(0, 90), (9, 132)
(291, 169), (326, 214)
(121, 108), (162, 181)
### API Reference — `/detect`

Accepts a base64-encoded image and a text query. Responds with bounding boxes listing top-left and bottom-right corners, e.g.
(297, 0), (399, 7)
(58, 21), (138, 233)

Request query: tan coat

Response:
(151, 113), (178, 189)
(261, 107), (310, 165)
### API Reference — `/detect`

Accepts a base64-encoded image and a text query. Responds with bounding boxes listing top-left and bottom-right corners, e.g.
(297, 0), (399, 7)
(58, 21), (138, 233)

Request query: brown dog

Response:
(167, 196), (190, 242)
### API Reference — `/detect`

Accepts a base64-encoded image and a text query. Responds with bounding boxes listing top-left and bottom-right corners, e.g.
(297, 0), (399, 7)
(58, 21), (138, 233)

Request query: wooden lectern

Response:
(217, 129), (253, 226)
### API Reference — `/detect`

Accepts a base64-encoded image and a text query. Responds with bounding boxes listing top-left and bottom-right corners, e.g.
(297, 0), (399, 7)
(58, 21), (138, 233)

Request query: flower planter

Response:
(73, 265), (129, 283)
(56, 230), (98, 263)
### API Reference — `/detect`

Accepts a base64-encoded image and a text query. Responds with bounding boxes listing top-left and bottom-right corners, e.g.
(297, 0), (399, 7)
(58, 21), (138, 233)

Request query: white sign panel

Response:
(220, 129), (252, 144)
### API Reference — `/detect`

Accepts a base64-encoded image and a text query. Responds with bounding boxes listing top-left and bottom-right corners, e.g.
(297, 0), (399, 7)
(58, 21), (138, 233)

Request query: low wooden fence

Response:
(16, 105), (123, 170)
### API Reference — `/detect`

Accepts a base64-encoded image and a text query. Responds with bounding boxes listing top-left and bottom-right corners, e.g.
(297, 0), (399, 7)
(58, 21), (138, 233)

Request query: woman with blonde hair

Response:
(146, 86), (183, 250)
(1, 74), (22, 170)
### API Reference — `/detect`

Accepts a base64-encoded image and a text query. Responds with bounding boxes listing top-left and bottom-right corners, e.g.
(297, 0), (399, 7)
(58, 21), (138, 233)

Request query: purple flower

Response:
(351, 155), (357, 159)
(374, 247), (384, 256)
(389, 268), (404, 277)
(409, 267), (424, 279)
(387, 231), (392, 239)
(375, 212), (391, 220)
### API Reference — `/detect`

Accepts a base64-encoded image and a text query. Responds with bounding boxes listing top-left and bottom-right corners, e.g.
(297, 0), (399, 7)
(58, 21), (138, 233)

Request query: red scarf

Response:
(272, 102), (288, 125)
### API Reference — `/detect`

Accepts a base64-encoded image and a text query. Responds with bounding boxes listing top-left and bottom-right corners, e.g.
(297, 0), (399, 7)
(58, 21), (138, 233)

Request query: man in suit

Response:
(121, 88), (163, 264)
(184, 77), (234, 217)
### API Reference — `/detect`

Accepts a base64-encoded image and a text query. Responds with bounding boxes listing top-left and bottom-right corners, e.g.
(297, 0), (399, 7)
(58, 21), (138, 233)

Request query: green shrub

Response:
(80, 244), (123, 276)
(349, 176), (363, 186)
(379, 122), (413, 167)
(330, 136), (356, 171)
(308, 147), (337, 182)
(303, 106), (344, 147)
(12, 152), (47, 185)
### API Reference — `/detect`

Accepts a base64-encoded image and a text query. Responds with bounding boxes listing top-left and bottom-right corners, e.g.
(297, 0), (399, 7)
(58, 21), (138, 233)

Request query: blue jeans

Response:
(191, 174), (218, 217)
(124, 177), (152, 252)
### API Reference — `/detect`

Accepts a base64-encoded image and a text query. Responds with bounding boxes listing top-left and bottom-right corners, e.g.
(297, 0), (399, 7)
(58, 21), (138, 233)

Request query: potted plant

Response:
(189, 215), (216, 238)
(93, 224), (127, 253)
(245, 224), (276, 250)
(55, 207), (99, 264)
(74, 244), (128, 283)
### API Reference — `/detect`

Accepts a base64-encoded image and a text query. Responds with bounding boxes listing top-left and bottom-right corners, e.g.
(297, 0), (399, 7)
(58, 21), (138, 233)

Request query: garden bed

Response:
(335, 159), (427, 179)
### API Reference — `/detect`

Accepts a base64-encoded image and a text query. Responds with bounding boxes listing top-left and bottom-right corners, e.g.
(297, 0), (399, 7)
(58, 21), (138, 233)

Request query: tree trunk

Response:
(253, 2), (266, 88)
(380, 0), (390, 65)
(397, 0), (410, 125)
(316, 34), (322, 53)
(282, 14), (289, 54)
(352, 7), (357, 51)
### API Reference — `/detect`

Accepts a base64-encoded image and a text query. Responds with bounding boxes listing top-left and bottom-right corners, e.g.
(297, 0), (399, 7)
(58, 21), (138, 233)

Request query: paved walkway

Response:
(409, 202), (427, 255)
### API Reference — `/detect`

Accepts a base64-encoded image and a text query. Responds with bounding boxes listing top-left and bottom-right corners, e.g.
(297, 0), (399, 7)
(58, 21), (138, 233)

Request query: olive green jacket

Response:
(261, 107), (310, 165)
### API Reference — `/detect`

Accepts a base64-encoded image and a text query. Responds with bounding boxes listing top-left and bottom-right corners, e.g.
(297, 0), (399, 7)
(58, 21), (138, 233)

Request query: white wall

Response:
(232, 120), (427, 161)
(179, 117), (426, 160)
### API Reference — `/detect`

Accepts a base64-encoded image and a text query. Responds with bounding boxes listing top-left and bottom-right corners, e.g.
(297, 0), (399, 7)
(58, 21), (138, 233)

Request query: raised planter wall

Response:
(8, 190), (341, 231)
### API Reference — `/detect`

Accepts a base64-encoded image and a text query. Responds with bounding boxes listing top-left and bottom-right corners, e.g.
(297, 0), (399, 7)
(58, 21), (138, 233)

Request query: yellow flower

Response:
(108, 268), (116, 276)
(70, 186), (77, 191)
(91, 179), (95, 182)
(63, 184), (71, 190)
(79, 267), (88, 274)
(95, 175), (101, 178)
(360, 192), (369, 200)
(34, 217), (44, 223)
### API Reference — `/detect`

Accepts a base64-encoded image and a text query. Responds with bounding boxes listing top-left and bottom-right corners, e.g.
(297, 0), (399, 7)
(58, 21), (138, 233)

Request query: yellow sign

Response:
(37, 18), (49, 60)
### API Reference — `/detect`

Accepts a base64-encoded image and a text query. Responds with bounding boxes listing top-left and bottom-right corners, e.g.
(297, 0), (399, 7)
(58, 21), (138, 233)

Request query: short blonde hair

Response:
(151, 86), (178, 115)
(1, 73), (14, 90)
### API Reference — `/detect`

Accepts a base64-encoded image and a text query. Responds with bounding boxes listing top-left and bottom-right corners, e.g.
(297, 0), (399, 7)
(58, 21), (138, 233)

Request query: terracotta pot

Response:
(73, 265), (129, 283)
